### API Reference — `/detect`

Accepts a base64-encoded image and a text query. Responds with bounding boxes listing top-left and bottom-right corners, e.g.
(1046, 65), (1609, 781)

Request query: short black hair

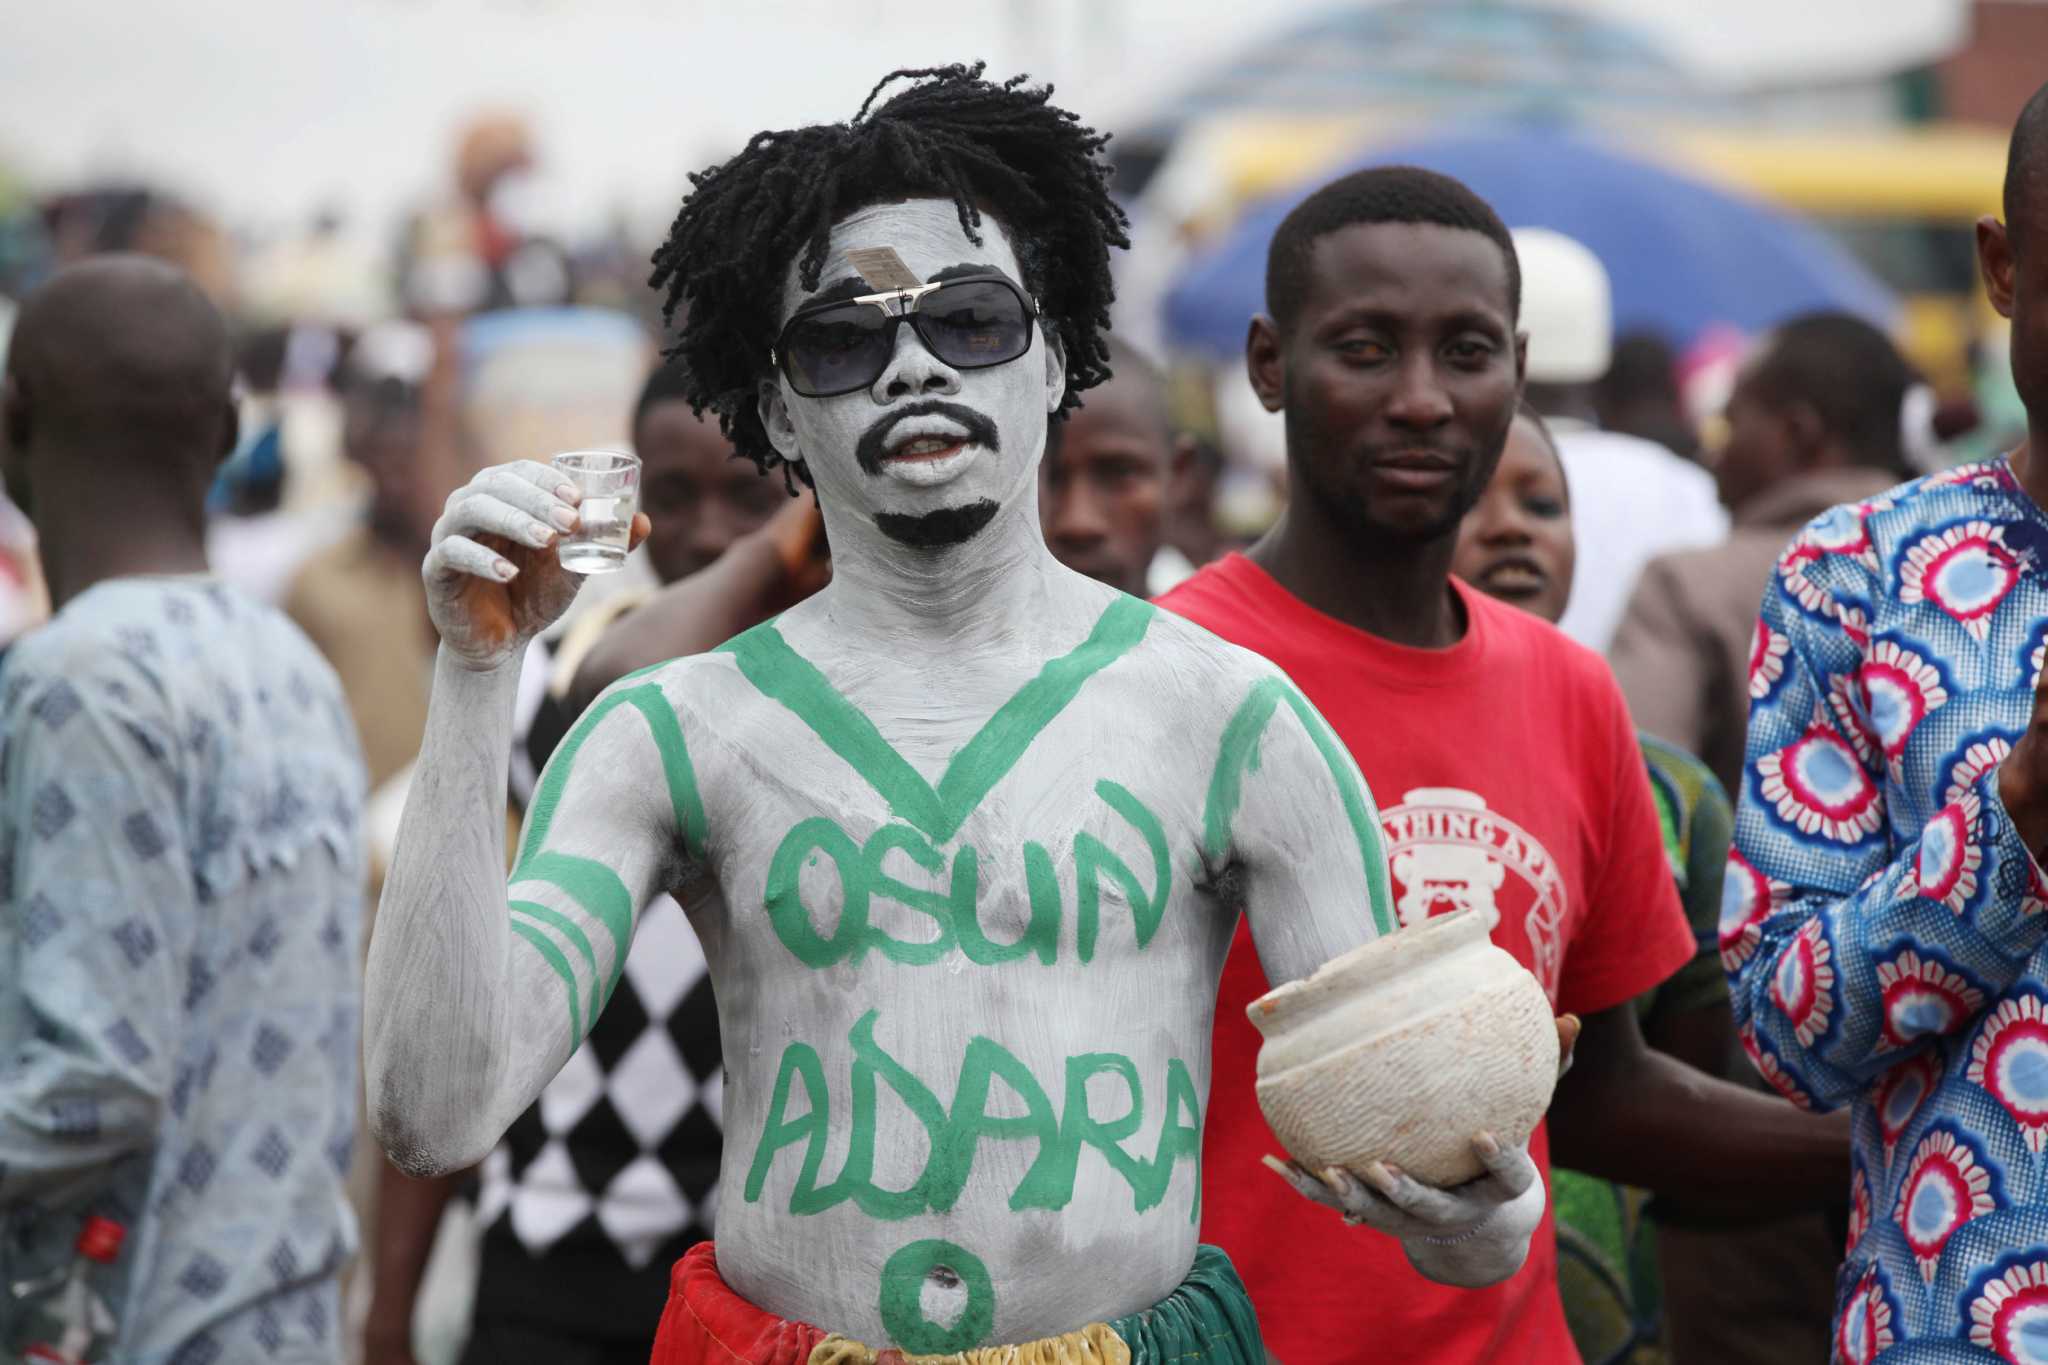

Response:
(1265, 166), (1521, 332)
(632, 355), (696, 437)
(649, 63), (1129, 488)
(2007, 78), (2048, 238)
(1749, 312), (1913, 472)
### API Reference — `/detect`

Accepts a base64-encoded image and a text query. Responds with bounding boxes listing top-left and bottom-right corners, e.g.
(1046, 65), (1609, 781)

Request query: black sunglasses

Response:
(770, 274), (1040, 398)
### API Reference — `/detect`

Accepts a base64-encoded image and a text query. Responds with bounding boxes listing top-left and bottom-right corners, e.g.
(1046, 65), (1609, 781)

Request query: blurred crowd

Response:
(0, 73), (2043, 1365)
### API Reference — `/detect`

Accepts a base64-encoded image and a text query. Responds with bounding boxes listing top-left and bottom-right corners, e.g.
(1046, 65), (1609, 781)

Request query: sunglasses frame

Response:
(769, 273), (1041, 398)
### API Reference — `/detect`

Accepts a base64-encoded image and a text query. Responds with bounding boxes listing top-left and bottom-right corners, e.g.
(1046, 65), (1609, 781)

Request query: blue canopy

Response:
(1162, 125), (1899, 359)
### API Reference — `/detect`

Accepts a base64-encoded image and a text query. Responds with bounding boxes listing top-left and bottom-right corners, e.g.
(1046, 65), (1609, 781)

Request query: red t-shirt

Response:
(1158, 554), (1694, 1365)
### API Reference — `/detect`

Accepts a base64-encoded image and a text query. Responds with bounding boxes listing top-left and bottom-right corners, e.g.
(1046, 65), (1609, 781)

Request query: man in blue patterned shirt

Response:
(0, 257), (366, 1362)
(1730, 81), (2048, 1361)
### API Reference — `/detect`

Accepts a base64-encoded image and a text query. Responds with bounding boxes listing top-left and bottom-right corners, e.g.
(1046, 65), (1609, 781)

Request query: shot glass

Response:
(551, 449), (640, 574)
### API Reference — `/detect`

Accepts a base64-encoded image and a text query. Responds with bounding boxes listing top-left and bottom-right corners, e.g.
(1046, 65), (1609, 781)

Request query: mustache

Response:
(854, 400), (1001, 476)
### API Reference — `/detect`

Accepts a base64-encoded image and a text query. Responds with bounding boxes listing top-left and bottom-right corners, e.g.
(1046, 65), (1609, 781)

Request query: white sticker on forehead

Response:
(783, 199), (1023, 318)
(844, 247), (923, 293)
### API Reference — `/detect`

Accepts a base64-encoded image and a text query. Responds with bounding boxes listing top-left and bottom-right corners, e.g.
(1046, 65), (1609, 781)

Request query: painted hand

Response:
(422, 459), (651, 672)
(1557, 1012), (1581, 1078)
(1263, 1131), (1545, 1288)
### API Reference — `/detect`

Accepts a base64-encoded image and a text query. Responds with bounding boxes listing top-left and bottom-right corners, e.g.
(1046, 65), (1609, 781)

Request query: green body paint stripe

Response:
(509, 916), (583, 1043)
(719, 596), (1155, 842)
(510, 899), (599, 1018)
(1276, 687), (1395, 935)
(1202, 677), (1395, 937)
(514, 850), (636, 1010)
(516, 680), (708, 866)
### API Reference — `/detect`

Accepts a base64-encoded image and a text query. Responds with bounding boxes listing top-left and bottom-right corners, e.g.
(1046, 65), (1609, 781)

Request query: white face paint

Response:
(758, 199), (1066, 552)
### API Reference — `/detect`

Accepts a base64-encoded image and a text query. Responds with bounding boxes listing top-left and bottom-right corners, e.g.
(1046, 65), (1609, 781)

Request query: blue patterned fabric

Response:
(1731, 458), (2048, 1362)
(0, 578), (365, 1363)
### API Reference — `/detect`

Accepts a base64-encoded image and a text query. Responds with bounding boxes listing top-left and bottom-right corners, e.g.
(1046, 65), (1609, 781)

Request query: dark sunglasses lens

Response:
(919, 282), (1031, 369)
(785, 308), (891, 395)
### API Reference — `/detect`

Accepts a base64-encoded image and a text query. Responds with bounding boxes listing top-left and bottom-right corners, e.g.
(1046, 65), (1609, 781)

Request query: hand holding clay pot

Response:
(423, 458), (651, 672)
(1248, 908), (1559, 1187)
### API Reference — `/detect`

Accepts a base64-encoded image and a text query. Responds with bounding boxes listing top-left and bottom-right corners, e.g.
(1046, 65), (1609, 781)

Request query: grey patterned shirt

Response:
(0, 578), (366, 1363)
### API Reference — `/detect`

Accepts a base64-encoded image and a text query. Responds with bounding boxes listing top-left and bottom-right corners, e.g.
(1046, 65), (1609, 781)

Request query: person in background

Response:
(363, 359), (789, 1365)
(0, 256), (365, 1359)
(1728, 79), (2048, 1357)
(1454, 405), (1835, 1365)
(1595, 330), (1700, 462)
(1156, 165), (1848, 1365)
(1161, 432), (1227, 582)
(1040, 337), (1180, 599)
(1512, 227), (1727, 652)
(283, 320), (451, 793)
(1609, 313), (1913, 801)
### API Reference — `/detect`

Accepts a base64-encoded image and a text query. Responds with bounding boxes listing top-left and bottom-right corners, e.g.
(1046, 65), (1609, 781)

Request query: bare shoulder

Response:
(590, 647), (760, 733)
(1129, 601), (1303, 724)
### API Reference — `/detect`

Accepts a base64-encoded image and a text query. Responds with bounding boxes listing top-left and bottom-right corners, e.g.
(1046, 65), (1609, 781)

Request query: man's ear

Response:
(1979, 215), (2017, 320)
(1040, 325), (1068, 414)
(758, 378), (803, 465)
(1783, 399), (1827, 465)
(1245, 316), (1286, 413)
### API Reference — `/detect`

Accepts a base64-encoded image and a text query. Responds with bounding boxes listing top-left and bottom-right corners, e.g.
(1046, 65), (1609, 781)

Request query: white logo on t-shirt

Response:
(1381, 788), (1567, 1001)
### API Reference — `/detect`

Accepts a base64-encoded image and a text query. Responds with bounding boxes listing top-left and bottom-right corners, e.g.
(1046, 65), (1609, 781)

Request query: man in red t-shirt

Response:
(1159, 166), (1849, 1363)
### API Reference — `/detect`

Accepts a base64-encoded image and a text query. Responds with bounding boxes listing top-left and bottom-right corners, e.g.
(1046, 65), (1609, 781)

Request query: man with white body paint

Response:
(365, 66), (1547, 1360)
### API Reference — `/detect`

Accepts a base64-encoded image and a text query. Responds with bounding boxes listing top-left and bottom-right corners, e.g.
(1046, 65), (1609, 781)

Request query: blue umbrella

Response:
(1162, 125), (1899, 359)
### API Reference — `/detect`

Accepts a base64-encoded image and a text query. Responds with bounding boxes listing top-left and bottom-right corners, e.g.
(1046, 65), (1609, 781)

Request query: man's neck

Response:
(1247, 496), (1465, 650)
(810, 494), (1078, 654)
(34, 466), (209, 612)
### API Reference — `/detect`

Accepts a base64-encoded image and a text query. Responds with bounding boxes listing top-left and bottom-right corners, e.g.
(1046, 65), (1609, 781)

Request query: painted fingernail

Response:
(528, 524), (556, 547)
(1259, 1154), (1293, 1180)
(1475, 1133), (1501, 1159)
(550, 505), (579, 531)
(1362, 1161), (1395, 1193)
(493, 558), (517, 581)
(556, 484), (583, 505)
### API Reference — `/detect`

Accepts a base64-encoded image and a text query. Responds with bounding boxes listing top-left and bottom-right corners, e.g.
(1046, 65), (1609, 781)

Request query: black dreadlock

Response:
(648, 62), (1129, 489)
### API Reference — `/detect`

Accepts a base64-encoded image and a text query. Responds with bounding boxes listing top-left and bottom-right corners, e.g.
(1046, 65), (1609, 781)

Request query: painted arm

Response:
(1213, 670), (1545, 1288)
(364, 459), (676, 1175)
(1730, 540), (2048, 1111)
(0, 662), (187, 1207)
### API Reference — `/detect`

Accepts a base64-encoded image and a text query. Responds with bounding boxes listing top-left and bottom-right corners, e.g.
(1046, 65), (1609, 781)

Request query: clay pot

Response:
(1248, 909), (1557, 1187)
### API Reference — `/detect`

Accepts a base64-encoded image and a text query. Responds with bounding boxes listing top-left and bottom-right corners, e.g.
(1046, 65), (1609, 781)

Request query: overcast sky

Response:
(0, 0), (1964, 238)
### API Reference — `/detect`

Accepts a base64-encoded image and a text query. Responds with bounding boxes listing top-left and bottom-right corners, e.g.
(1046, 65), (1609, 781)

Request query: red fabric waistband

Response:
(651, 1243), (835, 1365)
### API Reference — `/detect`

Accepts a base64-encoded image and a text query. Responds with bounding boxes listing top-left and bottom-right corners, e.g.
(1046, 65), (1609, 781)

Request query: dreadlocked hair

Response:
(648, 62), (1129, 489)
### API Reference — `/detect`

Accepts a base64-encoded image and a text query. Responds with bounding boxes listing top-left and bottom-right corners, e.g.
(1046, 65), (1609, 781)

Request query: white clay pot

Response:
(1249, 908), (1558, 1187)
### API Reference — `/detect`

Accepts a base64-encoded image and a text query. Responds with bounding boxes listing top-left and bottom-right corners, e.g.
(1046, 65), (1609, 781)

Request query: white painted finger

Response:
(1365, 1164), (1480, 1226)
(1472, 1133), (1538, 1200)
(1261, 1154), (1345, 1214)
(426, 534), (516, 586)
(500, 458), (583, 501)
(474, 465), (581, 525)
(439, 492), (558, 551)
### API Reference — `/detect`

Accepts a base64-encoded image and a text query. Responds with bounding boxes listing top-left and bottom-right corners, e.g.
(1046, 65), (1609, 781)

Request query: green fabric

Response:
(1111, 1245), (1264, 1364)
(1636, 735), (1734, 1024)
(1550, 736), (1734, 1365)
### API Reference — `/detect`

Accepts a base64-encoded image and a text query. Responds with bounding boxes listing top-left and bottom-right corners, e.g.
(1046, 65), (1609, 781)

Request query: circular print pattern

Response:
(1878, 949), (1986, 1051)
(1898, 520), (2020, 641)
(1972, 995), (2048, 1153)
(1769, 919), (1835, 1047)
(1970, 1258), (2048, 1363)
(1756, 718), (1884, 844)
(1896, 1126), (1998, 1283)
